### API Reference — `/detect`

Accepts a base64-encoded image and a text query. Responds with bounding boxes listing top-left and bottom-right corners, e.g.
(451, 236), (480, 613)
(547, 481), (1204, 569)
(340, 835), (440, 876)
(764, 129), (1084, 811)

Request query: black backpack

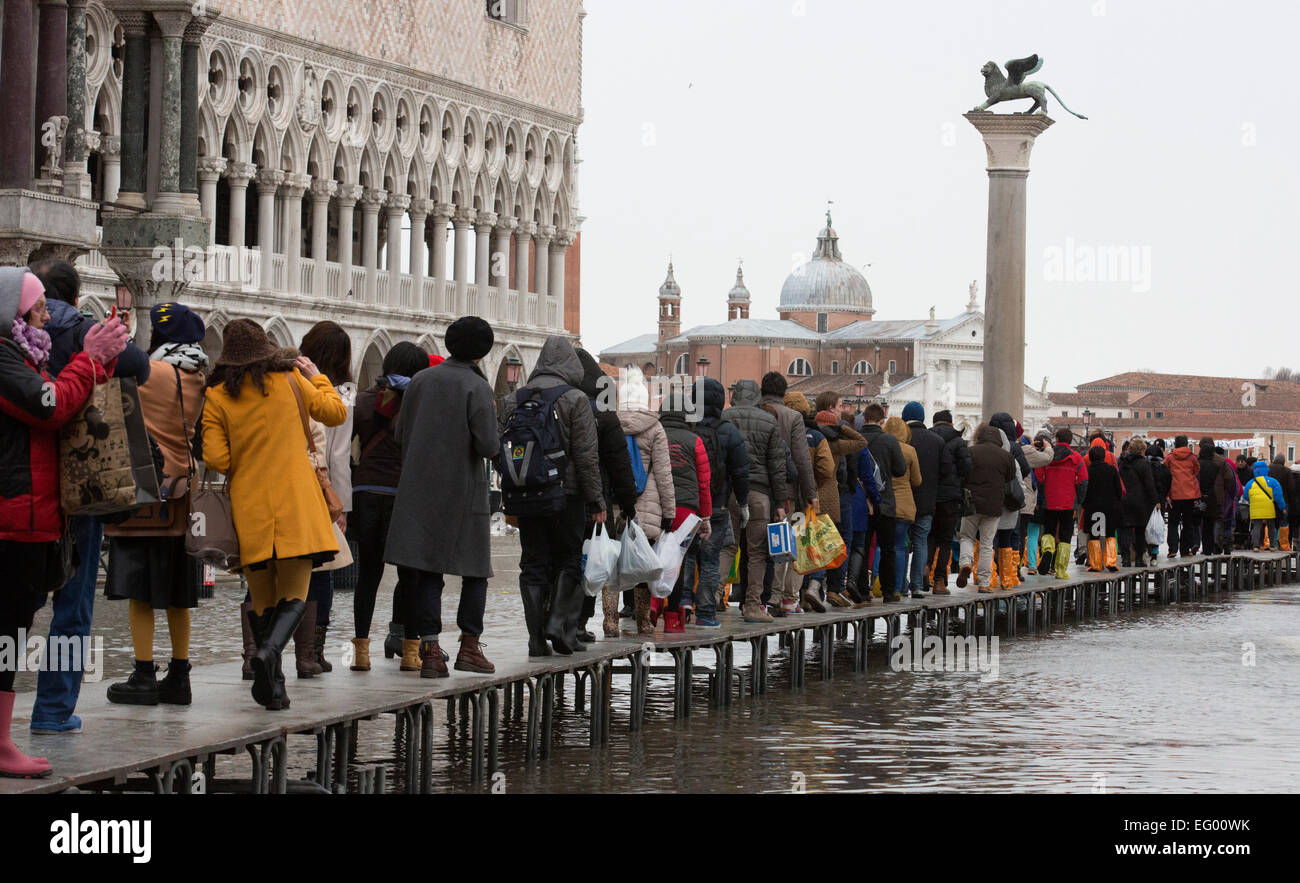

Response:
(495, 385), (570, 517)
(696, 420), (725, 499)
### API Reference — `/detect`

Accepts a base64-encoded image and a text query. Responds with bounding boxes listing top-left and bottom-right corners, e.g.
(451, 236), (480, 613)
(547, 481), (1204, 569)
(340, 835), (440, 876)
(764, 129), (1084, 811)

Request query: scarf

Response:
(152, 342), (209, 373)
(11, 316), (52, 369)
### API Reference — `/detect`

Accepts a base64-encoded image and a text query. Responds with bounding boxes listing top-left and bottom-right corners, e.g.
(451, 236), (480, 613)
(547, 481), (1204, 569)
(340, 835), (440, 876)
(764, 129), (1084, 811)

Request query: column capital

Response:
(225, 160), (257, 187)
(196, 156), (227, 182)
(452, 206), (476, 227)
(535, 223), (556, 242)
(280, 172), (311, 198)
(100, 134), (121, 159)
(150, 11), (191, 39)
(309, 178), (338, 202)
(254, 168), (285, 193)
(360, 188), (388, 211)
(553, 229), (576, 248)
(408, 197), (435, 219)
(115, 11), (151, 35)
(475, 210), (498, 232)
(336, 182), (364, 204)
(963, 112), (1054, 173)
(385, 193), (412, 214)
(494, 215), (519, 235)
(431, 202), (455, 222)
(515, 220), (536, 239)
(183, 12), (215, 44)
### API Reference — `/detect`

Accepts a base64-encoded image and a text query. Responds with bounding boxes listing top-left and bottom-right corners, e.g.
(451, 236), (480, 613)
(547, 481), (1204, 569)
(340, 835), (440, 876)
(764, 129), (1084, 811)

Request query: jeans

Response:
(32, 516), (101, 727)
(1250, 519), (1277, 549)
(683, 512), (729, 618)
(869, 512), (897, 595)
(1168, 499), (1200, 556)
(396, 568), (488, 640)
(893, 520), (911, 594)
(905, 513), (932, 593)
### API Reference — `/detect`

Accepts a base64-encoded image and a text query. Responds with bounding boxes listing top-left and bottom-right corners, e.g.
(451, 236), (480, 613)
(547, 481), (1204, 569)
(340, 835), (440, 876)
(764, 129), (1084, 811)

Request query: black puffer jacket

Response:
(932, 422), (972, 504)
(576, 349), (638, 516)
(904, 420), (943, 517)
(700, 377), (750, 510)
(862, 423), (907, 518)
(721, 379), (787, 502)
(1118, 450), (1157, 527)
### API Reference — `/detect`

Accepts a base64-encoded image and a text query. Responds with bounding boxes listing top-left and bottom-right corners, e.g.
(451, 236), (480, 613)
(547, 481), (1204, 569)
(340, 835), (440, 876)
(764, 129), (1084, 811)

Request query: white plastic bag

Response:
(650, 514), (702, 599)
(582, 522), (621, 597)
(616, 520), (663, 590)
(1145, 507), (1167, 547)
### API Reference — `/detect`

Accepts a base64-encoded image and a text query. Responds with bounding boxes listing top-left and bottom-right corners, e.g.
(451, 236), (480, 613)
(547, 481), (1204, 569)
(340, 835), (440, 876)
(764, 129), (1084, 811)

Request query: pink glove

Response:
(83, 317), (129, 364)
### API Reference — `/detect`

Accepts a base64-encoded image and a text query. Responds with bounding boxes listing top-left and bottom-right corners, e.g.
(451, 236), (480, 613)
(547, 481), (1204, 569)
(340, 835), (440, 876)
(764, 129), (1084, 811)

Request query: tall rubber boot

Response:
(998, 549), (1019, 588)
(1086, 539), (1103, 572)
(844, 548), (867, 603)
(1038, 534), (1056, 576)
(294, 600), (322, 679)
(544, 571), (587, 655)
(1054, 541), (1072, 580)
(247, 608), (273, 707)
(1281, 525), (1291, 552)
(250, 599), (306, 711)
(1105, 537), (1119, 572)
(0, 692), (51, 779)
(988, 548), (1001, 589)
(519, 581), (552, 658)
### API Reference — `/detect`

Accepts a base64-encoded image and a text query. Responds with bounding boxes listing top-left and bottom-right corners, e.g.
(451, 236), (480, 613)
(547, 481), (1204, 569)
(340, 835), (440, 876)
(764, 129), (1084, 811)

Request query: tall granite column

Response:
(115, 12), (150, 209)
(35, 1), (68, 162)
(63, 0), (89, 197)
(0, 0), (36, 188)
(964, 112), (1053, 422)
(151, 12), (189, 214)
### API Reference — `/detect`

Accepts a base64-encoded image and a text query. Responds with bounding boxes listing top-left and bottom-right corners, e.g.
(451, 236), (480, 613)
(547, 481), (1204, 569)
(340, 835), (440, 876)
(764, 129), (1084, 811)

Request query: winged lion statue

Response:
(970, 55), (1088, 119)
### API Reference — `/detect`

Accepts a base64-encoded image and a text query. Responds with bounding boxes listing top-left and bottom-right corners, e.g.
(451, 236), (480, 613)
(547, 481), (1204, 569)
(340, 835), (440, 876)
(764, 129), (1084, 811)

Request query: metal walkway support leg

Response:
(540, 674), (555, 760)
(629, 650), (649, 732)
(488, 688), (502, 775)
(524, 677), (541, 761)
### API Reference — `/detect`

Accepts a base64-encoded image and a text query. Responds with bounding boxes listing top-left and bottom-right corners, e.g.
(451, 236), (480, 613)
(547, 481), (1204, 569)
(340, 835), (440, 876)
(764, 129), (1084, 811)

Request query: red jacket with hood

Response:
(1035, 443), (1088, 511)
(1164, 445), (1201, 502)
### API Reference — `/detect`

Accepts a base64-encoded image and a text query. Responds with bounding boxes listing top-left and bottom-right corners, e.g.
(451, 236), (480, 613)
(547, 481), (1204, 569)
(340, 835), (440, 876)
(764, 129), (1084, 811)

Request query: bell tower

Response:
(658, 261), (681, 342)
(727, 260), (750, 320)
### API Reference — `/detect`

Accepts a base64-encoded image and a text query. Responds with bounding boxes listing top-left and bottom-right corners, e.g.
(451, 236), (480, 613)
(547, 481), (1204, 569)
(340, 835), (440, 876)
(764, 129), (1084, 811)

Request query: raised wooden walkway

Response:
(5, 550), (1296, 794)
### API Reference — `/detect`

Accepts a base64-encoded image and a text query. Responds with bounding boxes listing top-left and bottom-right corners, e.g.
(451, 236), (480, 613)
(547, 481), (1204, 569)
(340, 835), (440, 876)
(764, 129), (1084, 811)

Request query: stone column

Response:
(180, 16), (212, 215)
(150, 11), (189, 214)
(335, 183), (362, 297)
(0, 0), (36, 188)
(309, 178), (336, 297)
(493, 216), (517, 291)
(474, 211), (497, 289)
(964, 112), (1053, 422)
(224, 161), (255, 248)
(359, 188), (387, 302)
(513, 221), (534, 297)
(550, 230), (572, 331)
(196, 156), (227, 222)
(408, 197), (432, 303)
(452, 207), (474, 286)
(101, 135), (122, 204)
(36, 2), (68, 167)
(533, 224), (554, 299)
(281, 172), (310, 293)
(63, 0), (89, 196)
(384, 194), (410, 275)
(255, 169), (284, 291)
(430, 202), (452, 283)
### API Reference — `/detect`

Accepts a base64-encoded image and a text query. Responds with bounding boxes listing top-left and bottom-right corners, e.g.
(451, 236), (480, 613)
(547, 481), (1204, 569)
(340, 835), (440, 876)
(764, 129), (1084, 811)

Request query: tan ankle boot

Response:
(634, 585), (654, 636)
(400, 639), (422, 671)
(350, 638), (370, 672)
(602, 589), (620, 638)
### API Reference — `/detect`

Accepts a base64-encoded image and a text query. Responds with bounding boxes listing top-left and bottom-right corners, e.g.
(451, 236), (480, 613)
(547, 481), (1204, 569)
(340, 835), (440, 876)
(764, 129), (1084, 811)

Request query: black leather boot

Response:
(247, 608), (273, 707)
(844, 549), (866, 603)
(240, 602), (256, 680)
(107, 660), (159, 706)
(158, 659), (192, 706)
(519, 582), (552, 657)
(383, 621), (404, 659)
(545, 571), (587, 655)
(251, 599), (307, 711)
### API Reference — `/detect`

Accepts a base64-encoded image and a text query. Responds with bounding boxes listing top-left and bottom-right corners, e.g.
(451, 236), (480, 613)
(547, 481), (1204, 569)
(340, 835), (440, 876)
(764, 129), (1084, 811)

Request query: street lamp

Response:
(695, 357), (710, 378)
(854, 379), (866, 401)
(1082, 408), (1093, 429)
(505, 355), (523, 389)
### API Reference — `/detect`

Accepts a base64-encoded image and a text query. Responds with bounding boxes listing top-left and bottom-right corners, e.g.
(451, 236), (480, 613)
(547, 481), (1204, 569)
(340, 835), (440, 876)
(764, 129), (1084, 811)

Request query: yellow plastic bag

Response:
(723, 548), (741, 585)
(793, 507), (847, 574)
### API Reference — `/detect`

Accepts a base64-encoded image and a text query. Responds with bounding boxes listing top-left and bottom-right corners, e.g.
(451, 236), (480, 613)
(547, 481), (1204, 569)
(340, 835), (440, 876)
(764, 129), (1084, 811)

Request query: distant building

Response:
(599, 214), (1052, 432)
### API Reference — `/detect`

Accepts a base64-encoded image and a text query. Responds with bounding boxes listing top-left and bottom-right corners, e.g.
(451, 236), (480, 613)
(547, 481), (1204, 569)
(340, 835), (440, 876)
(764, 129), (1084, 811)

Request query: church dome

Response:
(779, 214), (874, 315)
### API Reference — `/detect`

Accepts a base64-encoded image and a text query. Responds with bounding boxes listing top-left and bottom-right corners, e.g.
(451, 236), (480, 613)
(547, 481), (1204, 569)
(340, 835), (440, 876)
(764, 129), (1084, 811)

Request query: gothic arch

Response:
(416, 333), (441, 357)
(429, 154), (450, 203)
(332, 141), (360, 186)
(278, 119), (307, 174)
(358, 139), (383, 190)
(357, 327), (395, 390)
(197, 100), (220, 159)
(262, 316), (295, 348)
(91, 78), (121, 137)
(221, 112), (251, 163)
(251, 115), (279, 169)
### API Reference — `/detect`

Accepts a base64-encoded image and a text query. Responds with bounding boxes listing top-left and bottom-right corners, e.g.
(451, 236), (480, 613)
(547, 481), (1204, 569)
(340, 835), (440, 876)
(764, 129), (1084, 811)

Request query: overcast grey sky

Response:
(577, 0), (1300, 391)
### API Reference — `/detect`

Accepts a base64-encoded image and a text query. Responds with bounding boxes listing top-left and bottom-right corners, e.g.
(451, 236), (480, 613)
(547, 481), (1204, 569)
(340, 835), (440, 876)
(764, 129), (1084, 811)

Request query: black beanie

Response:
(933, 409), (953, 425)
(445, 316), (494, 361)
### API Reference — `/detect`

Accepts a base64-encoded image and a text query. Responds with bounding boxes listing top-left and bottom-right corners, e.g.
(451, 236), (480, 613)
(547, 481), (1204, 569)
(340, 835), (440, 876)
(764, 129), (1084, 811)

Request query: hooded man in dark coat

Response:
(1118, 439), (1158, 566)
(385, 317), (500, 677)
(498, 336), (606, 657)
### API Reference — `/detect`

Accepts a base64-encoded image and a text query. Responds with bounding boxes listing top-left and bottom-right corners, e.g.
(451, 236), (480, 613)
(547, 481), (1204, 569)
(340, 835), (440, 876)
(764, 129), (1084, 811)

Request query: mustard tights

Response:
(128, 600), (191, 662)
(243, 558), (312, 615)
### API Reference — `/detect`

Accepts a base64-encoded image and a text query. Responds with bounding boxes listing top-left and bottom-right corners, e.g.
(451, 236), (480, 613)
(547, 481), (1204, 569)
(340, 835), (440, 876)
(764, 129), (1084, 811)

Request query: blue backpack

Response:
(626, 435), (648, 495)
(496, 385), (570, 516)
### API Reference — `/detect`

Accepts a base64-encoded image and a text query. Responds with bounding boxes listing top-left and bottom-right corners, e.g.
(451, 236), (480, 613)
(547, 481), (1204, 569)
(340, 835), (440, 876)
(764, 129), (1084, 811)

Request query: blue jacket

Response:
(1245, 460), (1287, 520)
(46, 298), (150, 383)
(850, 445), (883, 532)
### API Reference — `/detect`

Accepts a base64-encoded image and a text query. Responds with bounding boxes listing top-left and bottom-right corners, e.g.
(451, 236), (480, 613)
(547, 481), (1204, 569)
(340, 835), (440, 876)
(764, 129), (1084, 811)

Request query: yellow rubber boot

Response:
(1055, 541), (1072, 580)
(1105, 537), (1119, 571)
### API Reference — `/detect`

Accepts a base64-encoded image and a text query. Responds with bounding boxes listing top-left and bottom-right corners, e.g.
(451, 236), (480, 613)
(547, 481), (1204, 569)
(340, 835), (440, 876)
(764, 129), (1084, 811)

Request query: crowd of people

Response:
(2, 258), (1296, 778)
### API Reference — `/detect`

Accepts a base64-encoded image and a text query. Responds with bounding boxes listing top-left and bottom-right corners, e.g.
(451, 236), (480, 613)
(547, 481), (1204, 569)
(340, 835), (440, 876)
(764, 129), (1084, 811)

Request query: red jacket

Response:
(1035, 444), (1088, 511)
(0, 342), (107, 542)
(1164, 447), (1201, 502)
(671, 436), (712, 527)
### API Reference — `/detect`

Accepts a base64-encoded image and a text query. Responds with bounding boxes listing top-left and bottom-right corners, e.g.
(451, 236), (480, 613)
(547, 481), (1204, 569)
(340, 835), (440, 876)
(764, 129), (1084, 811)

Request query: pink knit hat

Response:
(19, 272), (45, 317)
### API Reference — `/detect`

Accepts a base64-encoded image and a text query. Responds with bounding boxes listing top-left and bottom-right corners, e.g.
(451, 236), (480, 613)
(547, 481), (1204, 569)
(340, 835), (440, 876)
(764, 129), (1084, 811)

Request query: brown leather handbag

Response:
(105, 365), (192, 538)
(288, 373), (344, 521)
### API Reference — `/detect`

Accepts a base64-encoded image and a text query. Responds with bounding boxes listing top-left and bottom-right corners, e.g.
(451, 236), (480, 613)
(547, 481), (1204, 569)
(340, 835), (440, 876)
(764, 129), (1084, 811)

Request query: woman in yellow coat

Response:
(201, 319), (346, 710)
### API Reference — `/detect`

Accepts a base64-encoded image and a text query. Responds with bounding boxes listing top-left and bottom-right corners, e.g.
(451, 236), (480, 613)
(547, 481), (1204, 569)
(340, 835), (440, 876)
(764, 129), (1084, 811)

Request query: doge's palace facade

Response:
(55, 0), (584, 390)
